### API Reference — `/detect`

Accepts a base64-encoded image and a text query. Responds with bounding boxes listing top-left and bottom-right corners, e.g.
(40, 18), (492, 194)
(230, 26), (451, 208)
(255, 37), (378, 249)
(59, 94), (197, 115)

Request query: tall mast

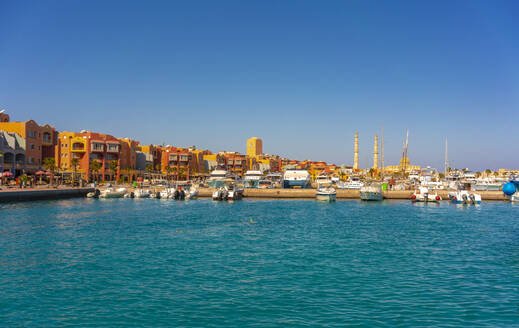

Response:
(381, 126), (384, 172)
(445, 137), (448, 176)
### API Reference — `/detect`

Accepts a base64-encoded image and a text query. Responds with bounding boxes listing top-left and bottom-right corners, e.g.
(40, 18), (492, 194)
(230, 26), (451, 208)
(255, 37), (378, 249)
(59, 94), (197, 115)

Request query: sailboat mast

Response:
(445, 137), (448, 176)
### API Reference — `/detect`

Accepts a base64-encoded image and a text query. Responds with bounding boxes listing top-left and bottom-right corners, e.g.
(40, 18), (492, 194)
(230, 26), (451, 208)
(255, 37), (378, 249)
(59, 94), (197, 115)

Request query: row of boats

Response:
(315, 183), (483, 205)
(87, 184), (199, 200)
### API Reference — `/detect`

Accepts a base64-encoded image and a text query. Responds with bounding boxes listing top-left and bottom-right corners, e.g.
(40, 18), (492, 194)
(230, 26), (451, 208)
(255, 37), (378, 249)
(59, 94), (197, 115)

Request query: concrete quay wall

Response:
(0, 188), (94, 203)
(198, 188), (507, 201)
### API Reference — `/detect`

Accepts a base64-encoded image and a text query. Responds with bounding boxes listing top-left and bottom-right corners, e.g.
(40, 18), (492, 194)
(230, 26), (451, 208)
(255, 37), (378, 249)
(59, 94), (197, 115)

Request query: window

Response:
(92, 143), (104, 151)
(29, 157), (34, 164)
(30, 144), (34, 150)
(28, 130), (36, 138)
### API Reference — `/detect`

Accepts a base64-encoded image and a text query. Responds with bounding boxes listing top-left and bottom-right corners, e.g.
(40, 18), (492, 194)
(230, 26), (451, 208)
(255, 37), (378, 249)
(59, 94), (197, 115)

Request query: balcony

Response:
(71, 142), (86, 152)
(42, 132), (53, 146)
(91, 142), (104, 153)
(106, 143), (120, 153)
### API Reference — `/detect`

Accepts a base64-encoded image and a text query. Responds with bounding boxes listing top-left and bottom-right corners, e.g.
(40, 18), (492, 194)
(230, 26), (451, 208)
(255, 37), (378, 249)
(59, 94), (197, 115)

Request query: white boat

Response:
(212, 184), (243, 201)
(337, 176), (364, 190)
(360, 184), (383, 201)
(207, 169), (228, 188)
(160, 188), (174, 199)
(283, 170), (311, 189)
(411, 186), (441, 202)
(99, 187), (127, 198)
(316, 186), (337, 202)
(185, 185), (199, 199)
(315, 174), (333, 186)
(448, 190), (481, 204)
(134, 189), (152, 198)
(244, 170), (264, 188)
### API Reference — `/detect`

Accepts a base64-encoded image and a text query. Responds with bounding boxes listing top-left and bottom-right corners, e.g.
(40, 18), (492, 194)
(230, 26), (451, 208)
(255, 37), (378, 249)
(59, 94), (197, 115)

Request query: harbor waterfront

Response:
(1, 198), (518, 326)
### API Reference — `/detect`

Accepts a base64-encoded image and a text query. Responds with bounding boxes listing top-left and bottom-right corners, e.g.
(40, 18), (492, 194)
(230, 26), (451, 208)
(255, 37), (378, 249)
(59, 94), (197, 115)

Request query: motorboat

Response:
(244, 170), (264, 188)
(160, 188), (175, 199)
(448, 190), (482, 204)
(258, 180), (274, 189)
(134, 189), (152, 198)
(411, 186), (441, 202)
(86, 189), (100, 198)
(316, 185), (337, 202)
(315, 174), (333, 186)
(360, 184), (383, 201)
(184, 184), (199, 199)
(337, 176), (364, 190)
(99, 187), (127, 198)
(212, 184), (244, 201)
(207, 169), (229, 188)
(283, 170), (311, 189)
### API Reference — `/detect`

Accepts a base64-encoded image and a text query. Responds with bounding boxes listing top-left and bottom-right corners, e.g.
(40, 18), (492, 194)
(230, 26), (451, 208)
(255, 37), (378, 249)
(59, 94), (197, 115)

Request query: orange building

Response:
(56, 131), (121, 182)
(161, 146), (191, 180)
(119, 138), (139, 182)
(0, 118), (58, 173)
(222, 152), (247, 177)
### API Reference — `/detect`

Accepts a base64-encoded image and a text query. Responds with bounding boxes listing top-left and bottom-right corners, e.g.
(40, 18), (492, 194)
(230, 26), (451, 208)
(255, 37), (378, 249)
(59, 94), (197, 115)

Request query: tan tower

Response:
(246, 137), (263, 157)
(353, 132), (359, 170)
(373, 134), (378, 169)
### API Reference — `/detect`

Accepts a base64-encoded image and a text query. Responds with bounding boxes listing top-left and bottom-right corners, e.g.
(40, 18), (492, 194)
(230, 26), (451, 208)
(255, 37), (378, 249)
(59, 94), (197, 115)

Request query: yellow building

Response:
(246, 137), (263, 158)
(383, 157), (421, 174)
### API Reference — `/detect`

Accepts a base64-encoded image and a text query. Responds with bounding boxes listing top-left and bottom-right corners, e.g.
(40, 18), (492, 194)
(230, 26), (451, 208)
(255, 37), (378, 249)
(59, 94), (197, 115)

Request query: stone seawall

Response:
(0, 188), (95, 203)
(198, 188), (507, 201)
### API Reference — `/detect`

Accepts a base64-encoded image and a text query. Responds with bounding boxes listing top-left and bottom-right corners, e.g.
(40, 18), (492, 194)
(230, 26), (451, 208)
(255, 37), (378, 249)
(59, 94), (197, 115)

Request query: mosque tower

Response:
(353, 132), (359, 170)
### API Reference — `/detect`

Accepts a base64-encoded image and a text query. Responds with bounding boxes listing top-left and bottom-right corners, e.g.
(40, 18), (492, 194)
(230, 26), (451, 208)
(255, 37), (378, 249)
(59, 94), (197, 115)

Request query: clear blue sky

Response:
(1, 0), (518, 171)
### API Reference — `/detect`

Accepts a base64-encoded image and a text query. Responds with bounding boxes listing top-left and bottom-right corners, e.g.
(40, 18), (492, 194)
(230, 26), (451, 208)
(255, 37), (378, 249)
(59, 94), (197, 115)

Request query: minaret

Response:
(373, 134), (378, 169)
(353, 132), (359, 170)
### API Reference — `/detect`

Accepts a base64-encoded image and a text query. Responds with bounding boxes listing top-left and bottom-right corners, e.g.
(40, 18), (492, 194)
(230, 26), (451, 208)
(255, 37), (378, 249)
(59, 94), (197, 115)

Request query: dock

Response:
(198, 188), (508, 201)
(0, 187), (95, 203)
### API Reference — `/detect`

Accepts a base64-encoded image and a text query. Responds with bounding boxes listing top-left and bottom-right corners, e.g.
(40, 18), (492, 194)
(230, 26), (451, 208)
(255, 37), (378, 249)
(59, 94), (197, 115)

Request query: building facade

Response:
(0, 119), (58, 173)
(246, 137), (263, 158)
(56, 131), (121, 182)
(0, 131), (26, 175)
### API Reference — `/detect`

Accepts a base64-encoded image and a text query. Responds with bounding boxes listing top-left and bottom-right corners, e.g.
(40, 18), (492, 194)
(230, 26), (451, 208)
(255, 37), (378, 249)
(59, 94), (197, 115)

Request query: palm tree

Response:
(485, 169), (492, 176)
(109, 160), (118, 182)
(43, 157), (56, 185)
(165, 165), (173, 181)
(178, 167), (185, 181)
(125, 166), (132, 184)
(71, 158), (80, 186)
(89, 160), (102, 183)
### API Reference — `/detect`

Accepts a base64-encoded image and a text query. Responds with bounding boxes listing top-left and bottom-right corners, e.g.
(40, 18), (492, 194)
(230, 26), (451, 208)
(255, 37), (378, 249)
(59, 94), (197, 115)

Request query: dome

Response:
(502, 182), (517, 196)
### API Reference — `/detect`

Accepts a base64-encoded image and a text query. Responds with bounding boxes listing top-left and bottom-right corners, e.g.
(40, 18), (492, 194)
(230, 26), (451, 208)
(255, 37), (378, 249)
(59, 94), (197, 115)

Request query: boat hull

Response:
(316, 193), (336, 202)
(360, 191), (383, 201)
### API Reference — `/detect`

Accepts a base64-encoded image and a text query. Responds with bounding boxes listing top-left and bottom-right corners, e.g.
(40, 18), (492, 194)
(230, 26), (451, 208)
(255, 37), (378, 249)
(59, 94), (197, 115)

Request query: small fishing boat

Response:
(316, 185), (337, 202)
(360, 184), (383, 201)
(448, 190), (481, 204)
(99, 187), (127, 199)
(411, 186), (441, 202)
(185, 185), (199, 199)
(160, 188), (174, 199)
(86, 189), (100, 198)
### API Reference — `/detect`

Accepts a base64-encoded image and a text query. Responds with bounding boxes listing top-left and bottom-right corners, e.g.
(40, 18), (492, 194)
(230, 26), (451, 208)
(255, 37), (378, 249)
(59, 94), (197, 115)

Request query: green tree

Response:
(485, 169), (492, 176)
(125, 166), (132, 183)
(43, 157), (56, 185)
(109, 160), (118, 182)
(89, 160), (102, 182)
(178, 167), (185, 180)
(71, 158), (80, 186)
(165, 165), (173, 181)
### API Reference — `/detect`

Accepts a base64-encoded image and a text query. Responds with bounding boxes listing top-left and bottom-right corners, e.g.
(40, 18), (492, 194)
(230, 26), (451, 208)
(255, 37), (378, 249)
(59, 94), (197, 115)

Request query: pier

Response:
(197, 188), (508, 201)
(0, 187), (94, 203)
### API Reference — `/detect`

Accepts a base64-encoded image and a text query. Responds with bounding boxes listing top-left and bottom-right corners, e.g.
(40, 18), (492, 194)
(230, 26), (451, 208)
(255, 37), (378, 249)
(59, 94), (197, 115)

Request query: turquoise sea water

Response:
(1, 199), (518, 327)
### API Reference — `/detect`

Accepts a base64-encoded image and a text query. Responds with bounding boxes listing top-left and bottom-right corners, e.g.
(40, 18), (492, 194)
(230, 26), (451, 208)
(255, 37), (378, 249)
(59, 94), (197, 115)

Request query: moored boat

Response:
(360, 184), (383, 201)
(411, 186), (441, 202)
(283, 170), (311, 189)
(316, 185), (337, 202)
(448, 190), (481, 204)
(99, 187), (127, 199)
